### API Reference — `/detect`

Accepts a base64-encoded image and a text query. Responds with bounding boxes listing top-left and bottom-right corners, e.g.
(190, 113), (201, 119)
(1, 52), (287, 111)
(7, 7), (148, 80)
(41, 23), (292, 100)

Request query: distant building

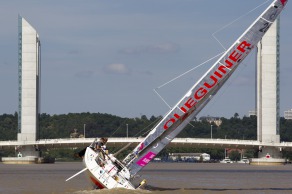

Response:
(70, 129), (84, 138)
(168, 153), (210, 162)
(199, 116), (222, 126)
(248, 110), (257, 117)
(284, 109), (292, 120)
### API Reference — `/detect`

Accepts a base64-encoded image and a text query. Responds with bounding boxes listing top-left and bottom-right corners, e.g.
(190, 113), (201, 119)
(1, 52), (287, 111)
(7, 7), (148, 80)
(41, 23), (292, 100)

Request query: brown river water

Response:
(0, 162), (291, 194)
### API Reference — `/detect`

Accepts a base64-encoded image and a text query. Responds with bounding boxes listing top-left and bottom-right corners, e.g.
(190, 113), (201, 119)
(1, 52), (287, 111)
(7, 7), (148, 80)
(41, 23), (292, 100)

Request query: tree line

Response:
(0, 112), (292, 160)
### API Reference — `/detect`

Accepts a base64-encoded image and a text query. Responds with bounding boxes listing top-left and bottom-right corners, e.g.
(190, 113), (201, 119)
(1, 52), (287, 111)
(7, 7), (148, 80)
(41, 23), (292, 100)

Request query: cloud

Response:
(103, 63), (131, 75)
(119, 42), (179, 55)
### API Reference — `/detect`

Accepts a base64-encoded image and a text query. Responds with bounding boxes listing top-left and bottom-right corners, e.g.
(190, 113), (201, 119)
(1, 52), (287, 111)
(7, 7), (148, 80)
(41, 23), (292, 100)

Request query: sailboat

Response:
(67, 0), (288, 189)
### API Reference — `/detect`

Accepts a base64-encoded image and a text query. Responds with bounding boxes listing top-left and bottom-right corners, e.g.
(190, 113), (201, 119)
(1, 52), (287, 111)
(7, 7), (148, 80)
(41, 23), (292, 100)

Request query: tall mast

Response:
(123, 0), (288, 177)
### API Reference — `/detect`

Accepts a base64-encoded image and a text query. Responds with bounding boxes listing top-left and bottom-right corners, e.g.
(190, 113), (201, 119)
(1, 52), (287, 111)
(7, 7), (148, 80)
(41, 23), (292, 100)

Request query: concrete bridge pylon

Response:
(251, 18), (286, 165)
(2, 16), (43, 164)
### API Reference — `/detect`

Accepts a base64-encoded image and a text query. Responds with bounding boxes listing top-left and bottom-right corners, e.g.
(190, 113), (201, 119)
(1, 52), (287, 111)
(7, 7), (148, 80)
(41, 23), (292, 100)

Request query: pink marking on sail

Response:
(136, 151), (156, 166)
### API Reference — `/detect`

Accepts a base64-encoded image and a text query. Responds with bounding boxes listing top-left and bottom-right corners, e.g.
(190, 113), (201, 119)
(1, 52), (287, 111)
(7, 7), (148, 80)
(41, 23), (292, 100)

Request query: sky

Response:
(0, 0), (291, 119)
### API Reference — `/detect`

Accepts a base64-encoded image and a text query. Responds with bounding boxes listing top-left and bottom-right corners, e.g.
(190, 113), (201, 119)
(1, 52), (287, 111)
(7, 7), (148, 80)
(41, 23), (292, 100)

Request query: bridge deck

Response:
(1, 138), (292, 150)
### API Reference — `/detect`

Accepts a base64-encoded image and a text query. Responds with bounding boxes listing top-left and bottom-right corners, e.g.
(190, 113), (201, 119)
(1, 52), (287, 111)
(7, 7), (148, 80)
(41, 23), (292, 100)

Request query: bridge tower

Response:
(17, 16), (41, 158)
(251, 18), (285, 164)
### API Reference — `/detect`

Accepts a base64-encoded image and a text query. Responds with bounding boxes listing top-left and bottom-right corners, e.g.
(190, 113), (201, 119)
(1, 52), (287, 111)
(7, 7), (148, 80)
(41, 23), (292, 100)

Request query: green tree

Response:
(229, 150), (241, 161)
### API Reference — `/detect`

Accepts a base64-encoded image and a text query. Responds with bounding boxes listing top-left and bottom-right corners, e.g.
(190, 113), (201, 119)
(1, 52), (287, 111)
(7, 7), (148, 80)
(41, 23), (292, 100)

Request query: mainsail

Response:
(123, 0), (288, 177)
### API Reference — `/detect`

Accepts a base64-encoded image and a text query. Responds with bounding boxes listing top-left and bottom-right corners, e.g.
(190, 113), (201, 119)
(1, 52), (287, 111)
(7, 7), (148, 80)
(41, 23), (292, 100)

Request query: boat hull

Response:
(83, 147), (135, 189)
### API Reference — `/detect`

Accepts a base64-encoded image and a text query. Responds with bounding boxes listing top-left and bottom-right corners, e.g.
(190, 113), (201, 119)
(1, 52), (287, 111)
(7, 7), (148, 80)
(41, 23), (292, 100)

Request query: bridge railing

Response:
(1, 138), (292, 149)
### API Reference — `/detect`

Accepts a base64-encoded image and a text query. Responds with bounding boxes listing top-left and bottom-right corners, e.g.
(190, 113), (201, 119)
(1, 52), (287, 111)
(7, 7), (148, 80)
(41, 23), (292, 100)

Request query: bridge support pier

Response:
(1, 146), (54, 164)
(18, 146), (40, 157)
(2, 146), (39, 164)
(250, 147), (286, 165)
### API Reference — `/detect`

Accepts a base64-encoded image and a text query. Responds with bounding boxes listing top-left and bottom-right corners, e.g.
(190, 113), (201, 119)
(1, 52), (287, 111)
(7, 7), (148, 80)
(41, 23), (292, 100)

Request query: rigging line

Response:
(110, 119), (128, 137)
(153, 88), (171, 109)
(152, 92), (196, 128)
(133, 116), (163, 137)
(153, 51), (225, 128)
(153, 51), (225, 116)
(212, 0), (270, 50)
(156, 51), (225, 89)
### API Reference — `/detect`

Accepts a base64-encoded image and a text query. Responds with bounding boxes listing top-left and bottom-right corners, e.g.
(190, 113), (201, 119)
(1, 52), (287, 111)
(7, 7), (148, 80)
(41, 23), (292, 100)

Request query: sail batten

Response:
(123, 0), (288, 177)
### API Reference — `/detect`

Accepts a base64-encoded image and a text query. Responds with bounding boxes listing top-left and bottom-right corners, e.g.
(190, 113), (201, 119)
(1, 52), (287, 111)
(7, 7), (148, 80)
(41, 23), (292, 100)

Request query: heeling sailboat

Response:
(123, 0), (288, 178)
(69, 0), (288, 190)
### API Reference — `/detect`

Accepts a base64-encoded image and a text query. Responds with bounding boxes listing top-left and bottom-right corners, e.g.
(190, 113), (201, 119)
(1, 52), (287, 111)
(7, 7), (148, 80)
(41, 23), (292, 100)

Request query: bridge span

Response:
(1, 138), (292, 150)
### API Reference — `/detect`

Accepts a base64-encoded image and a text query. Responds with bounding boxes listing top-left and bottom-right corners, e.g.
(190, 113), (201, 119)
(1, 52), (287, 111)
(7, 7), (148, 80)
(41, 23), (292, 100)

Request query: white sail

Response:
(123, 0), (288, 177)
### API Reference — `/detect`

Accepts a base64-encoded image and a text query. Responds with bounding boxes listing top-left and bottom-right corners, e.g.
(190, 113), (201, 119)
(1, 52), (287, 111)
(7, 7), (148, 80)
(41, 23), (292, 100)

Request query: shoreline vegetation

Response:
(0, 112), (292, 160)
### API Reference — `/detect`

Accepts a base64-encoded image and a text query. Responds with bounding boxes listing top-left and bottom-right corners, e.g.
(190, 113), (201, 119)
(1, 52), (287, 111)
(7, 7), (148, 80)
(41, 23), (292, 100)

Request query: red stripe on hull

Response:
(90, 176), (105, 189)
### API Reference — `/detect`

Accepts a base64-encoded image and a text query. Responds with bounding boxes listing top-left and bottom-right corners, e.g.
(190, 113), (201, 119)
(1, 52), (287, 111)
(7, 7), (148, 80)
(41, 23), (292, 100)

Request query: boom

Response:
(123, 0), (288, 177)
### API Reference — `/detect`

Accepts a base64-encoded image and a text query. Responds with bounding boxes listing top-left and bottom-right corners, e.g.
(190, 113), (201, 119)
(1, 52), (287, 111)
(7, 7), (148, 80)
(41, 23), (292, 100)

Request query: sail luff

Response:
(123, 0), (288, 177)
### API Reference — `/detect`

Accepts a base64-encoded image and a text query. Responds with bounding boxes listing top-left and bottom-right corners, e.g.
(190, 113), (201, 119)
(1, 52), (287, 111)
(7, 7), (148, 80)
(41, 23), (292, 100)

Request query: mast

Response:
(123, 0), (288, 177)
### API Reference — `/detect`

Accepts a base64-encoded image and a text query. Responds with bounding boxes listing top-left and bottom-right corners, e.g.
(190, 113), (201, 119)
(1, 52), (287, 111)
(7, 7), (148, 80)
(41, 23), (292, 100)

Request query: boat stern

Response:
(84, 147), (135, 189)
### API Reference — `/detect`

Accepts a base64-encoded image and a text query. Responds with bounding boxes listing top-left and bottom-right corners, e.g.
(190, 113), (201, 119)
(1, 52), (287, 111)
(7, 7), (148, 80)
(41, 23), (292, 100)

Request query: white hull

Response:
(84, 147), (135, 189)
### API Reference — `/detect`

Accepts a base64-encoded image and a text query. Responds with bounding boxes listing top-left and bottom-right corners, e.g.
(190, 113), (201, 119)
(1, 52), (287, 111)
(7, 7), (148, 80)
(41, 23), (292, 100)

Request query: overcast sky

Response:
(0, 0), (291, 119)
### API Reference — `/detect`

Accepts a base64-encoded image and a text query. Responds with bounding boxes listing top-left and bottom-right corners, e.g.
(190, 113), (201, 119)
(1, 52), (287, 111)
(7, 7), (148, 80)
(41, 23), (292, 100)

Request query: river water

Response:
(0, 162), (291, 194)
